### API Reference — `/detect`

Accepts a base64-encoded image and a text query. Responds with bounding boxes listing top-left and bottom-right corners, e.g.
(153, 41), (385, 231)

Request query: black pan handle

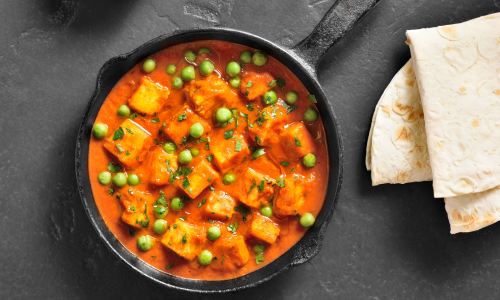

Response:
(291, 0), (382, 72)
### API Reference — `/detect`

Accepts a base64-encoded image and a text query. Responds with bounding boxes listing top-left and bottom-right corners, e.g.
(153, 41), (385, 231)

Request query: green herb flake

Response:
(252, 147), (266, 159)
(130, 206), (136, 212)
(108, 187), (115, 195)
(115, 143), (124, 153)
(235, 140), (242, 152)
(256, 253), (265, 264)
(126, 128), (134, 134)
(277, 178), (285, 188)
(281, 162), (290, 167)
(165, 264), (174, 270)
(268, 79), (277, 87)
(151, 256), (157, 258)
(209, 186), (215, 192)
(227, 223), (238, 233)
(177, 114), (187, 122)
(173, 224), (178, 229)
(276, 79), (286, 89)
(151, 117), (160, 123)
(126, 151), (130, 155)
(224, 129), (234, 140)
(128, 227), (136, 237)
(234, 205), (250, 221)
(245, 90), (249, 98)
(113, 127), (125, 141)
(206, 155), (213, 163)
(246, 103), (255, 111)
(208, 219), (214, 224)
(255, 136), (262, 146)
(205, 143), (210, 151)
(181, 234), (188, 245)
(108, 162), (122, 172)
(248, 179), (257, 194)
(295, 137), (302, 147)
(162, 122), (167, 127)
(246, 82), (254, 88)
(198, 198), (207, 208)
(129, 113), (138, 120)
(207, 177), (213, 183)
(308, 94), (318, 104)
(258, 180), (265, 193)
(180, 217), (187, 221)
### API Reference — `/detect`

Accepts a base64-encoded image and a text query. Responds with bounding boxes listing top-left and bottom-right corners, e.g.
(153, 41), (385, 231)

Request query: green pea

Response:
(304, 108), (319, 122)
(215, 108), (232, 123)
(189, 122), (204, 138)
(181, 66), (195, 81)
(93, 123), (108, 139)
(303, 153), (316, 168)
(185, 50), (196, 62)
(222, 173), (236, 185)
(229, 76), (241, 88)
(198, 250), (213, 265)
(261, 206), (273, 217)
(263, 90), (277, 105)
(252, 51), (267, 66)
(300, 212), (315, 228)
(171, 197), (184, 211)
(198, 47), (211, 55)
(163, 142), (176, 154)
(172, 76), (183, 89)
(154, 206), (168, 219)
(190, 148), (200, 157)
(112, 172), (127, 187)
(142, 58), (156, 72)
(178, 150), (192, 164)
(117, 105), (131, 117)
(137, 235), (154, 251)
(253, 243), (266, 254)
(240, 50), (252, 64)
(225, 61), (241, 77)
(127, 174), (140, 186)
(166, 64), (177, 75)
(98, 171), (112, 185)
(199, 60), (215, 76)
(207, 226), (221, 241)
(153, 219), (168, 234)
(218, 121), (228, 128)
(285, 91), (299, 105)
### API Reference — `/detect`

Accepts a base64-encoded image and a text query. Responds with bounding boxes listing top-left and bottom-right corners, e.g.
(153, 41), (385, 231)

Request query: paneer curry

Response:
(89, 41), (329, 280)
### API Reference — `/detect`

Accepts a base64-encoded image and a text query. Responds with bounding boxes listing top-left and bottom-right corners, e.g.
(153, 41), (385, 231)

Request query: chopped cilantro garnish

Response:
(256, 253), (265, 264)
(227, 223), (238, 233)
(235, 140), (242, 152)
(181, 234), (188, 245)
(197, 199), (207, 208)
(115, 143), (124, 153)
(108, 187), (115, 195)
(225, 129), (234, 140)
(126, 151), (130, 155)
(113, 127), (125, 140)
(129, 113), (138, 120)
(268, 79), (277, 87)
(308, 94), (318, 103)
(126, 128), (134, 134)
(130, 206), (136, 212)
(108, 162), (122, 172)
(165, 264), (174, 270)
(205, 143), (210, 150)
(234, 205), (250, 221)
(246, 82), (254, 88)
(248, 178), (257, 194)
(251, 147), (266, 159)
(295, 137), (302, 146)
(246, 103), (255, 111)
(258, 180), (265, 193)
(255, 136), (262, 146)
(177, 114), (187, 122)
(128, 227), (136, 237)
(281, 162), (290, 167)
(182, 177), (190, 189)
(209, 186), (215, 192)
(206, 155), (213, 163)
(153, 190), (167, 205)
(180, 217), (187, 221)
(208, 219), (214, 224)
(245, 90), (249, 97)
(277, 178), (285, 188)
(207, 177), (213, 183)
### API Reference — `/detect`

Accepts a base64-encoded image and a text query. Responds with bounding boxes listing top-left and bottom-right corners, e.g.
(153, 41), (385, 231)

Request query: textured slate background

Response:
(1, 0), (500, 299)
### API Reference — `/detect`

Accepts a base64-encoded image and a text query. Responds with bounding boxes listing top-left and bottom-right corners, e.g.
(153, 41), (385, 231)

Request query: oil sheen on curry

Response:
(89, 41), (329, 280)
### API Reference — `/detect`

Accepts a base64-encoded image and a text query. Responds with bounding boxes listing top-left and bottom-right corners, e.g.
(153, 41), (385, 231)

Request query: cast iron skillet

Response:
(76, 0), (381, 293)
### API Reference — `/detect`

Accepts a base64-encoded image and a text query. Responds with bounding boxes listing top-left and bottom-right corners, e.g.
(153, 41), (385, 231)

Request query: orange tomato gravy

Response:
(89, 40), (329, 280)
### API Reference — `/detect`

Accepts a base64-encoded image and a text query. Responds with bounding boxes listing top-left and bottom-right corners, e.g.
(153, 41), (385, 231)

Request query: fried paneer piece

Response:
(248, 105), (287, 145)
(249, 213), (280, 244)
(103, 119), (153, 168)
(162, 104), (211, 144)
(240, 71), (275, 101)
(234, 168), (276, 209)
(273, 176), (307, 217)
(203, 191), (236, 221)
(117, 191), (153, 229)
(174, 159), (220, 199)
(211, 235), (250, 269)
(149, 147), (178, 186)
(210, 133), (251, 172)
(161, 220), (207, 261)
(184, 75), (240, 118)
(128, 77), (170, 115)
(279, 122), (317, 162)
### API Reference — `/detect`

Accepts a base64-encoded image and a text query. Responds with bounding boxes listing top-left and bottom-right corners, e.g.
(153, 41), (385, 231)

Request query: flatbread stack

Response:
(366, 12), (500, 233)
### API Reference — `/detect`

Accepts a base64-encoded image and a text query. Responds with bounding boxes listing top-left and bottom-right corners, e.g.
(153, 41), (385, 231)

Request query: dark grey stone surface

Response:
(2, 0), (500, 299)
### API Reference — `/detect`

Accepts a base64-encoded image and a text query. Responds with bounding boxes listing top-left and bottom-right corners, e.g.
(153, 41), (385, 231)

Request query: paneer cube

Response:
(248, 105), (287, 145)
(149, 147), (178, 186)
(161, 220), (207, 261)
(185, 75), (240, 118)
(212, 235), (250, 269)
(203, 191), (236, 221)
(128, 77), (170, 115)
(240, 71), (275, 101)
(279, 122), (317, 162)
(249, 213), (280, 244)
(162, 104), (211, 144)
(103, 119), (153, 168)
(174, 159), (219, 199)
(273, 176), (307, 217)
(211, 133), (251, 172)
(117, 191), (153, 229)
(235, 168), (275, 209)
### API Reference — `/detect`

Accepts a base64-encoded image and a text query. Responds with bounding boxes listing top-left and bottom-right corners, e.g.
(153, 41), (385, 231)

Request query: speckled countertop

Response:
(2, 0), (500, 299)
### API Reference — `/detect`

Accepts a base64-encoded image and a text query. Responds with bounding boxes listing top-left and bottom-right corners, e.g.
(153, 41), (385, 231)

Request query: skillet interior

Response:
(76, 27), (343, 293)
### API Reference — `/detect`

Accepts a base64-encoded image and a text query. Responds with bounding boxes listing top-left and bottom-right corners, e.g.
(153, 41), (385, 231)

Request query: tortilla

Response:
(406, 13), (500, 198)
(368, 59), (432, 185)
